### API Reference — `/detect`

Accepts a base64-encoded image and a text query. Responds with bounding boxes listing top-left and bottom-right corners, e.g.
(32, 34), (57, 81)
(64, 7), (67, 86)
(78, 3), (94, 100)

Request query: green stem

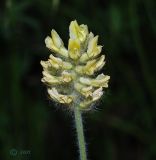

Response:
(74, 106), (87, 160)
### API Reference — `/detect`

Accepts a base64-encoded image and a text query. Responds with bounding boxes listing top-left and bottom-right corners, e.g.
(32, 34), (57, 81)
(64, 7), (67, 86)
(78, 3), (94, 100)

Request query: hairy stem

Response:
(74, 106), (87, 160)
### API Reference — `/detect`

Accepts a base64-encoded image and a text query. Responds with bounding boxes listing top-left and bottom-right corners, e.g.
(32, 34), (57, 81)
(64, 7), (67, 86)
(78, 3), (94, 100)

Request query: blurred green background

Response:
(0, 0), (156, 159)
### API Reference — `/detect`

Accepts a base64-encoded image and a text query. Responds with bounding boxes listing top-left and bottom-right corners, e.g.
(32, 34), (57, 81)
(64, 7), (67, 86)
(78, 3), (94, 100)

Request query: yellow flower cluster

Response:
(41, 20), (110, 110)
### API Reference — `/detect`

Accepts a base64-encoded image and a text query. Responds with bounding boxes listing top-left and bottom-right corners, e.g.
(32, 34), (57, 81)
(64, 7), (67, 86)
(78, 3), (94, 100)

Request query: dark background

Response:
(0, 0), (156, 160)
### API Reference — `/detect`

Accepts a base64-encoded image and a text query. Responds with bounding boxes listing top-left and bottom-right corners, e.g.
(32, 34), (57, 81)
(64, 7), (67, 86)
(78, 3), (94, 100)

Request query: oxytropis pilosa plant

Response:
(41, 20), (110, 160)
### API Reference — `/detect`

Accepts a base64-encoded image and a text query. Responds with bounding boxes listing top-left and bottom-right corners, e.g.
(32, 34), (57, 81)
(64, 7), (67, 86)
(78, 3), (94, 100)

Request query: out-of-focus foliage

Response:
(0, 0), (156, 160)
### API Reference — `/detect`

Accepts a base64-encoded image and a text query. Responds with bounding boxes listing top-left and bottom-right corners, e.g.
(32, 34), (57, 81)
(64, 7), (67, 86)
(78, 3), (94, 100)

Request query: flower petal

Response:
(68, 38), (81, 60)
(51, 29), (63, 48)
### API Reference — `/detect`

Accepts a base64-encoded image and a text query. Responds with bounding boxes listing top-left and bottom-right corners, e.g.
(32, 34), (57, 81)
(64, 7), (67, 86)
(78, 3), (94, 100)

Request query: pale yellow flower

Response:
(48, 88), (73, 104)
(75, 55), (105, 75)
(45, 29), (68, 57)
(69, 20), (88, 42)
(80, 35), (102, 62)
(41, 20), (110, 110)
(79, 74), (110, 87)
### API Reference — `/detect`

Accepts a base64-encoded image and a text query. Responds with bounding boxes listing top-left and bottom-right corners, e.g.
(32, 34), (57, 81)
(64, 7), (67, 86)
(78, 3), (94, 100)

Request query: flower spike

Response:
(41, 20), (110, 110)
